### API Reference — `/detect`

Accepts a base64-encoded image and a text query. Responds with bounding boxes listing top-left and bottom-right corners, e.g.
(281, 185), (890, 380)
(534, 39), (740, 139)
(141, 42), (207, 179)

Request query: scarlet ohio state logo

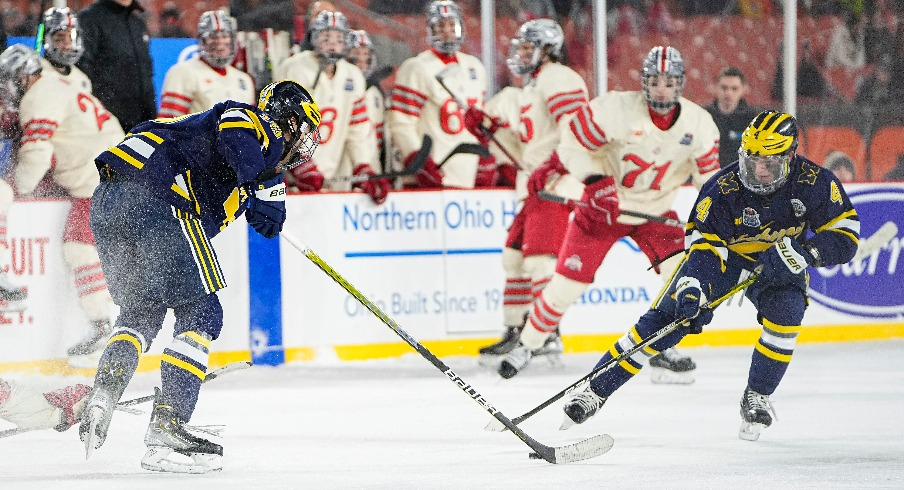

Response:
(564, 254), (583, 272)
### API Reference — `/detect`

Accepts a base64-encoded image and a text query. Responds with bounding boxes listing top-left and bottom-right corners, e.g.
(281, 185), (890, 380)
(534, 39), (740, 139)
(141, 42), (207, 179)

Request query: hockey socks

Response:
(161, 331), (211, 421)
(748, 318), (801, 395)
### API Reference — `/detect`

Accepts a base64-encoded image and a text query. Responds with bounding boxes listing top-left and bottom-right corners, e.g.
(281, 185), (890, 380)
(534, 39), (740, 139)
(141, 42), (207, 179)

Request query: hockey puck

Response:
(528, 452), (542, 460)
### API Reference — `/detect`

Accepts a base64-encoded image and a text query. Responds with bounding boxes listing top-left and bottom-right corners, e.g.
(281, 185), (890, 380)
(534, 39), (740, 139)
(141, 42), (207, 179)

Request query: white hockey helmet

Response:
(197, 10), (238, 68)
(426, 1), (464, 55)
(347, 30), (376, 77)
(310, 10), (351, 65)
(506, 19), (564, 77)
(0, 45), (42, 106)
(641, 46), (685, 111)
(42, 7), (84, 67)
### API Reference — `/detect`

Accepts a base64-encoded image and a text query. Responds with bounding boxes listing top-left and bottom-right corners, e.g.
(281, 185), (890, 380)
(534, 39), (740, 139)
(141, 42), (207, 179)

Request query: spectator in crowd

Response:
(158, 2), (191, 38)
(706, 67), (759, 167)
(864, 8), (897, 65)
(230, 0), (294, 32)
(855, 56), (894, 105)
(772, 40), (832, 101)
(825, 11), (867, 69)
(77, 0), (155, 133)
(823, 150), (857, 182)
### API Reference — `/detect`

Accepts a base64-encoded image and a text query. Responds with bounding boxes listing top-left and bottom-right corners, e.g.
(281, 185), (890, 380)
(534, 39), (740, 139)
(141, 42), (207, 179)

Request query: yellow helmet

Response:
(738, 111), (798, 195)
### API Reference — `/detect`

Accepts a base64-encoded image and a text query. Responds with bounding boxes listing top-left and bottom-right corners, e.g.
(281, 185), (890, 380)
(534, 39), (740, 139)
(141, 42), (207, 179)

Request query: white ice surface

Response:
(1, 341), (902, 489)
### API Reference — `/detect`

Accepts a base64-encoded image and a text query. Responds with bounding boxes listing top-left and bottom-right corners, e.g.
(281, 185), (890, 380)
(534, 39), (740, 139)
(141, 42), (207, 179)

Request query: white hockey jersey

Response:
(16, 72), (125, 198)
(158, 57), (256, 118)
(39, 57), (92, 93)
(276, 51), (375, 189)
(341, 84), (386, 174)
(558, 91), (720, 225)
(387, 50), (486, 188)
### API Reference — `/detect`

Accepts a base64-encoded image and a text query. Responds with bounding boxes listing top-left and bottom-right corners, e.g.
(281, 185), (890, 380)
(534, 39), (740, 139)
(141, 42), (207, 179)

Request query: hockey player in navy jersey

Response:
(559, 111), (859, 441)
(79, 80), (321, 473)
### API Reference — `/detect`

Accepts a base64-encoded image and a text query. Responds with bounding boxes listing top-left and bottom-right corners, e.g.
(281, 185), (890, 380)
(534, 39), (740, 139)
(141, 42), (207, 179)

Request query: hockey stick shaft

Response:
(0, 361), (253, 439)
(851, 221), (897, 262)
(489, 273), (758, 431)
(280, 230), (612, 463)
(325, 135), (433, 184)
(434, 73), (525, 170)
(538, 191), (687, 228)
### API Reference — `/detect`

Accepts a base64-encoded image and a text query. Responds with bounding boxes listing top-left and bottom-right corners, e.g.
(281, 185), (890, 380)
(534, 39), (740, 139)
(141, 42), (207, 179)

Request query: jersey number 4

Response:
(77, 93), (111, 130)
(622, 153), (671, 190)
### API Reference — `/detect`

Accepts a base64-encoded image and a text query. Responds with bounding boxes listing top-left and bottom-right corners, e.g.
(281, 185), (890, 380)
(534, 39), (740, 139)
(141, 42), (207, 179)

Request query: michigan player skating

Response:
(558, 110), (859, 442)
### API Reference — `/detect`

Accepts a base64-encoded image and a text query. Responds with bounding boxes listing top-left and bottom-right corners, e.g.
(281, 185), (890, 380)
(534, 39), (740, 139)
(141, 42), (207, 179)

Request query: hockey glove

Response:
(406, 150), (443, 188)
(526, 152), (568, 196)
(573, 175), (619, 233)
(288, 159), (324, 192)
(497, 162), (517, 188)
(674, 276), (713, 334)
(352, 163), (390, 205)
(246, 175), (287, 239)
(757, 236), (813, 285)
(475, 154), (499, 187)
(43, 383), (92, 432)
(463, 106), (489, 140)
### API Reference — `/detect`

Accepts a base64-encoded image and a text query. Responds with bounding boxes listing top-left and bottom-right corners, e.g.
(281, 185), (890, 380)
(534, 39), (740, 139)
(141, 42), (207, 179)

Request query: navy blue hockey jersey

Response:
(95, 101), (285, 237)
(683, 155), (860, 284)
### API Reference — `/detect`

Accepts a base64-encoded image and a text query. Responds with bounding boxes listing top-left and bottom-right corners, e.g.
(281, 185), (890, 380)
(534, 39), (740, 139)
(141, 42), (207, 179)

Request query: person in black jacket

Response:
(77, 0), (155, 132)
(706, 67), (758, 166)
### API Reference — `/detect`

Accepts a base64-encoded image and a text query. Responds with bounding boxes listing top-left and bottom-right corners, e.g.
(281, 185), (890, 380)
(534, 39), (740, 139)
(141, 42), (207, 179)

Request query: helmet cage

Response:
(641, 46), (685, 111)
(197, 11), (238, 68)
(42, 8), (84, 66)
(0, 44), (43, 106)
(426, 1), (464, 54)
(310, 11), (351, 65)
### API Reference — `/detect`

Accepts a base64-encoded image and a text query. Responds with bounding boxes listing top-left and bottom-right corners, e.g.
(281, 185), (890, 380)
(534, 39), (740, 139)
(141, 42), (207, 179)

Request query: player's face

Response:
(203, 31), (234, 59)
(347, 46), (371, 73)
(50, 29), (76, 54)
(316, 29), (347, 56)
(645, 75), (679, 107)
(749, 154), (787, 183)
(716, 75), (745, 112)
(432, 17), (460, 43)
(515, 41), (534, 64)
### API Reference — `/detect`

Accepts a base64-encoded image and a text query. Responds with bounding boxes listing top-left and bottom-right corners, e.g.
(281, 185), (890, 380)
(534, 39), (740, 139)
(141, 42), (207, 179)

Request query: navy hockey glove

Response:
(674, 276), (713, 334)
(757, 236), (813, 285)
(246, 175), (287, 239)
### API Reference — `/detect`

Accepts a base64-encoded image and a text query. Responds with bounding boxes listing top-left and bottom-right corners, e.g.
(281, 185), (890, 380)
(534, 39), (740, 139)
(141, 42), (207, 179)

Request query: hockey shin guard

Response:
(161, 331), (211, 421)
(748, 318), (801, 396)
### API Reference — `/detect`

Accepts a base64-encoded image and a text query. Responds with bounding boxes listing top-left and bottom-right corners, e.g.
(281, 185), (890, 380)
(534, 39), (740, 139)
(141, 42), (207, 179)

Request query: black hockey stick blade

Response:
(328, 135), (434, 185)
(438, 142), (491, 168)
(279, 230), (613, 464)
(537, 191), (687, 228)
(485, 273), (759, 432)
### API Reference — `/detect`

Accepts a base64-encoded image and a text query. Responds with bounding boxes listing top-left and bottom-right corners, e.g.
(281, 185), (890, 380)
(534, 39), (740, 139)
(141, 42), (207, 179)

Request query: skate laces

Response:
(569, 389), (605, 414)
(504, 344), (531, 367)
(745, 389), (777, 421)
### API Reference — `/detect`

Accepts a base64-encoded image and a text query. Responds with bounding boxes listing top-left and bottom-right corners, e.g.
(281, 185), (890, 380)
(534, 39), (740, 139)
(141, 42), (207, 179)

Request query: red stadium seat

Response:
(868, 127), (904, 181)
(798, 126), (867, 181)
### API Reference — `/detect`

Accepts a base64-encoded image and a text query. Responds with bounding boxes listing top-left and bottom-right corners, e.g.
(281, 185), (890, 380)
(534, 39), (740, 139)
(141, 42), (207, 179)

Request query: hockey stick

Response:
(437, 142), (490, 169)
(325, 134), (433, 185)
(280, 230), (614, 463)
(0, 361), (252, 440)
(537, 191), (687, 228)
(434, 69), (525, 170)
(851, 221), (898, 262)
(486, 272), (759, 432)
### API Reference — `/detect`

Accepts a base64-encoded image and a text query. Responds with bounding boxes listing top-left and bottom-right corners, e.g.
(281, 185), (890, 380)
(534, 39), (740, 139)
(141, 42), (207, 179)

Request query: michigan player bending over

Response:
(559, 111), (859, 441)
(79, 81), (321, 473)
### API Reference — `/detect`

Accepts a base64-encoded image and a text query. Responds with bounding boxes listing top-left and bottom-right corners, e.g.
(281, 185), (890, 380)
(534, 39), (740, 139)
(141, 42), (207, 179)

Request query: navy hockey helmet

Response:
(641, 46), (685, 111)
(738, 110), (799, 195)
(258, 80), (321, 170)
(42, 7), (84, 67)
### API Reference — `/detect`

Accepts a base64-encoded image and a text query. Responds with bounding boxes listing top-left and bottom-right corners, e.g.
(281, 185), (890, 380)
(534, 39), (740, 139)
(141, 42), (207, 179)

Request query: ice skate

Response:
(0, 272), (27, 313)
(497, 343), (531, 379)
(739, 386), (776, 441)
(142, 396), (223, 474)
(531, 330), (564, 367)
(561, 387), (607, 430)
(67, 320), (112, 358)
(79, 387), (115, 458)
(478, 326), (522, 356)
(649, 347), (696, 384)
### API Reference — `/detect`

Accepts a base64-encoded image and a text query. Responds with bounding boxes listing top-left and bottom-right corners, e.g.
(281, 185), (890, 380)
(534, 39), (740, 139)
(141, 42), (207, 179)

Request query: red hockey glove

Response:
(43, 383), (92, 432)
(353, 163), (390, 205)
(527, 152), (568, 195)
(474, 154), (499, 187)
(463, 106), (488, 140)
(406, 150), (443, 188)
(574, 175), (619, 232)
(289, 159), (324, 192)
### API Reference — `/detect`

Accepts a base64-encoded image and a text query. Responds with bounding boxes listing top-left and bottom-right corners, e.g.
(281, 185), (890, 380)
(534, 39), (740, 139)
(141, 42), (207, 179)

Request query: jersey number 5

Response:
(77, 93), (111, 130)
